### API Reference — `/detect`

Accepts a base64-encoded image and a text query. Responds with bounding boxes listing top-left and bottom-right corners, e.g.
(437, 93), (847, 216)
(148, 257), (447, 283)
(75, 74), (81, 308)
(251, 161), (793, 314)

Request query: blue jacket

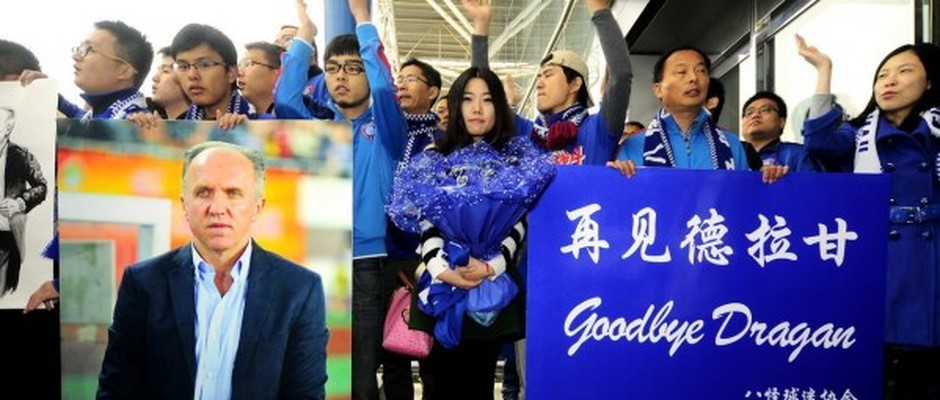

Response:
(339, 23), (407, 258)
(617, 110), (750, 170)
(303, 73), (334, 119)
(756, 139), (822, 172)
(276, 23), (405, 258)
(804, 107), (940, 346)
(96, 243), (329, 399)
(274, 42), (333, 120)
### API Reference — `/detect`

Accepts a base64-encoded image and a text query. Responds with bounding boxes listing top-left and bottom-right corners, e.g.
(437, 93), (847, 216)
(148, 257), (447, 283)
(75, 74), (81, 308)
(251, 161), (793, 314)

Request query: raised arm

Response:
(796, 35), (854, 163)
(274, 0), (319, 119)
(296, 0), (318, 43)
(350, 0), (407, 157)
(796, 34), (834, 118)
(590, 0), (633, 135)
(464, 0), (492, 69)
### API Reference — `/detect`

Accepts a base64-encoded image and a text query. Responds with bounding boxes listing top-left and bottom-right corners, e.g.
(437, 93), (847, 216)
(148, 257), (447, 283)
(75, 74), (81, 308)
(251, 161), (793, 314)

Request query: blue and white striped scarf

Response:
(642, 108), (735, 169)
(184, 91), (251, 121)
(854, 107), (940, 173)
(81, 91), (148, 121)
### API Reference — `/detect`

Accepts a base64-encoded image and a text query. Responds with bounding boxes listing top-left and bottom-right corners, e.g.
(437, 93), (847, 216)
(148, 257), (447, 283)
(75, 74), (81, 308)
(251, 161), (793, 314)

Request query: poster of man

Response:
(0, 80), (55, 309)
(56, 118), (352, 399)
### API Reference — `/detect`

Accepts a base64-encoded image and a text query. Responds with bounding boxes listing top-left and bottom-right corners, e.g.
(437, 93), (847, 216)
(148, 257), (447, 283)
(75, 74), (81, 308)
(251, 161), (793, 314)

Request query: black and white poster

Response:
(0, 80), (56, 309)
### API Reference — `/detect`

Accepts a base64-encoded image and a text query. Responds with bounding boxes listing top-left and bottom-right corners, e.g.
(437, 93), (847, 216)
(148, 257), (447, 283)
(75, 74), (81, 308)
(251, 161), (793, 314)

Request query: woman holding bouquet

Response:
(388, 66), (554, 400)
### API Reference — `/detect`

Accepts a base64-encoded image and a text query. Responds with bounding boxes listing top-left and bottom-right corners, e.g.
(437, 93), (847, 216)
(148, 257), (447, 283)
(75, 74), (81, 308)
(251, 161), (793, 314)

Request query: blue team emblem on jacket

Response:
(359, 122), (376, 141)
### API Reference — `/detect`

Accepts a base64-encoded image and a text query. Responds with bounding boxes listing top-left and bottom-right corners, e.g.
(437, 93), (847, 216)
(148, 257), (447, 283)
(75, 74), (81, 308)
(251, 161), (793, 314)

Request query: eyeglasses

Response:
(742, 105), (779, 118)
(239, 59), (278, 69)
(324, 62), (364, 75)
(396, 75), (429, 86)
(174, 60), (226, 73)
(72, 43), (134, 68)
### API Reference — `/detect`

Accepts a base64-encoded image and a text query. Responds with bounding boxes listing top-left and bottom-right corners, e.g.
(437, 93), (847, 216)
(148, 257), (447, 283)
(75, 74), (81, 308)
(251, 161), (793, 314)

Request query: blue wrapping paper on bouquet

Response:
(388, 136), (555, 348)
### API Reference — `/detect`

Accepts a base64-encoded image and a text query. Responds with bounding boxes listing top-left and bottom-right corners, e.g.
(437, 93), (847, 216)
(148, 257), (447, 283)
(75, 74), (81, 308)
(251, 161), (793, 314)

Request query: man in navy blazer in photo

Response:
(97, 141), (329, 399)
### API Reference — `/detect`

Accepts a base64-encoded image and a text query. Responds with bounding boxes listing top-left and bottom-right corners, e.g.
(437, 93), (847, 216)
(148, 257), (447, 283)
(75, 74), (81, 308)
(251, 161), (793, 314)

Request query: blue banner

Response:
(527, 167), (889, 399)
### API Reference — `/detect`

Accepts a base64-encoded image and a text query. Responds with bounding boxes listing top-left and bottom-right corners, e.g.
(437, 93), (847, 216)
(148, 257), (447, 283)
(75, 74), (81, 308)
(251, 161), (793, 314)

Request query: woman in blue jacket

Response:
(798, 35), (940, 398)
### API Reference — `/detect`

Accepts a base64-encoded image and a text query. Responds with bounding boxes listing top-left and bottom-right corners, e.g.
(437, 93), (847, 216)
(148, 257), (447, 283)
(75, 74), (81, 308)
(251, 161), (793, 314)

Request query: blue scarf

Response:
(184, 90), (251, 120)
(398, 112), (440, 171)
(80, 88), (148, 120)
(643, 108), (735, 169)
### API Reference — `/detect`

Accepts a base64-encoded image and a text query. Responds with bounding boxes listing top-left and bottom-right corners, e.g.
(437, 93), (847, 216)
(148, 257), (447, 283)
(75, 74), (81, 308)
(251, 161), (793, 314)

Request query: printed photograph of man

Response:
(96, 141), (329, 399)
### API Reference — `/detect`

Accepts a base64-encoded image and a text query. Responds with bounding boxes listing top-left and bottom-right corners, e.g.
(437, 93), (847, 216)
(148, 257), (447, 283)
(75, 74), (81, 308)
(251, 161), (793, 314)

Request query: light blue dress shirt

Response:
(192, 242), (252, 400)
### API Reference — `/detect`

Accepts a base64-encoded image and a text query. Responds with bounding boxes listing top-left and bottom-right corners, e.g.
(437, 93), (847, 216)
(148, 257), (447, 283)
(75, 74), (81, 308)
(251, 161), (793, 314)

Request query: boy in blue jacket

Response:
(276, 1), (407, 398)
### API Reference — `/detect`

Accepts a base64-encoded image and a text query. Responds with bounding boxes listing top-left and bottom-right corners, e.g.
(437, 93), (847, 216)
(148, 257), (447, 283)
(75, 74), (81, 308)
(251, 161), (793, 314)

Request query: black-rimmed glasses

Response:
(324, 62), (364, 75)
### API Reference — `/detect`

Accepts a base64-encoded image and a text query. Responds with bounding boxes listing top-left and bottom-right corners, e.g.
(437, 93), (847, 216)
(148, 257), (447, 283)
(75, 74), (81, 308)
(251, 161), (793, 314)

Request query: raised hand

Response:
(795, 34), (831, 71)
(295, 0), (317, 44)
(348, 0), (370, 24)
(462, 0), (492, 35)
(795, 34), (832, 94)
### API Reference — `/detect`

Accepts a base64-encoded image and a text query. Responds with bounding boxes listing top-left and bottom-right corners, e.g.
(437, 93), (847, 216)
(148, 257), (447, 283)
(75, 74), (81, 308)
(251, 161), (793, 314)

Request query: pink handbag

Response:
(382, 271), (434, 358)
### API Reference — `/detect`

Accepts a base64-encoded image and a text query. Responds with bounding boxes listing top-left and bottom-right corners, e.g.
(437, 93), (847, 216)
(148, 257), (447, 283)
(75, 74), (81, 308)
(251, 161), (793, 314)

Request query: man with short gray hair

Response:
(98, 141), (328, 400)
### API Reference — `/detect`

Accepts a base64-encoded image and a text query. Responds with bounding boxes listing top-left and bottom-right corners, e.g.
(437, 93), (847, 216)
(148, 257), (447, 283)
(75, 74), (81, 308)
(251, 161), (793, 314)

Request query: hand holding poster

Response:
(527, 167), (889, 399)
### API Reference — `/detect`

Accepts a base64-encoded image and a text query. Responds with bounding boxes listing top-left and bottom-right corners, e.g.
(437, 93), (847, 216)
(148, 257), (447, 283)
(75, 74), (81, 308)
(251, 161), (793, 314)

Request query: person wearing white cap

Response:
(465, 0), (632, 166)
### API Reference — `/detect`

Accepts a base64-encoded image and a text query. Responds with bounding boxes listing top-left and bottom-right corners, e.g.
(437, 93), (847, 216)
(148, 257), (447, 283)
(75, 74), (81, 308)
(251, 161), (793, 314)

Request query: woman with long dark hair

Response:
(799, 36), (940, 398)
(388, 67), (554, 399)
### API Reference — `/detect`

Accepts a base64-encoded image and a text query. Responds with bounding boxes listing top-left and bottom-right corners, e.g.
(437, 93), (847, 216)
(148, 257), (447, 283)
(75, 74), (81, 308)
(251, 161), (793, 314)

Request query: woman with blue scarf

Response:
(798, 36), (940, 398)
(388, 67), (554, 400)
